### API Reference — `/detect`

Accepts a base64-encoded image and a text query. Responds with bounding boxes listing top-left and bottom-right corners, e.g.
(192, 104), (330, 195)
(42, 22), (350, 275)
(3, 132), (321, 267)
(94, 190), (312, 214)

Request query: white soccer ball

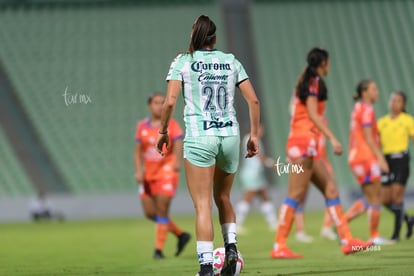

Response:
(212, 247), (244, 276)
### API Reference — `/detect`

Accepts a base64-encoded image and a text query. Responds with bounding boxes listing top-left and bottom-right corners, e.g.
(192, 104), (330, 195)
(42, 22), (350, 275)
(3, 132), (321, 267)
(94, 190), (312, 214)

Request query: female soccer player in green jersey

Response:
(157, 15), (260, 276)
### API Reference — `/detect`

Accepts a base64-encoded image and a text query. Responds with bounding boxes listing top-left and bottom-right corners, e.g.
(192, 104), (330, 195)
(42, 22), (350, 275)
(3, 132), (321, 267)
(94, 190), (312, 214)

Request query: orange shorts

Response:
(286, 136), (319, 161)
(349, 159), (381, 185)
(139, 175), (179, 198)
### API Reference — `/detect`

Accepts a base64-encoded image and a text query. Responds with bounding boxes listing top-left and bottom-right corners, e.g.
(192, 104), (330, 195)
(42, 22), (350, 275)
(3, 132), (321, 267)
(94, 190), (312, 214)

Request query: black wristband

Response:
(159, 130), (168, 135)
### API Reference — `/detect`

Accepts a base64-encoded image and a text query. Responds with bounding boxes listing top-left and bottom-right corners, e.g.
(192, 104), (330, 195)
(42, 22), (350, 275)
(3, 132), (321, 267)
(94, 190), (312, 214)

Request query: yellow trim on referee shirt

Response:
(378, 112), (414, 154)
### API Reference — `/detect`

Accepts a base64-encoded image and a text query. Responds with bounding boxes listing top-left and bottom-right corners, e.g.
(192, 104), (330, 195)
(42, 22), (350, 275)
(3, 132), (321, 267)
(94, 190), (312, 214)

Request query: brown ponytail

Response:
(188, 15), (216, 54)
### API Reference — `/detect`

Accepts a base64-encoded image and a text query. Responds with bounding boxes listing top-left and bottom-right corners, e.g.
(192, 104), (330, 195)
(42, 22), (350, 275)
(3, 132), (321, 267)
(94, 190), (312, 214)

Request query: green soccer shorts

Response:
(183, 135), (240, 174)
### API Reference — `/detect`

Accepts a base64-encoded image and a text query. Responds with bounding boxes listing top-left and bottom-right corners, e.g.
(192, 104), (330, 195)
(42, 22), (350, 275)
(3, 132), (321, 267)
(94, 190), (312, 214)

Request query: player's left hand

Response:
(330, 136), (343, 155)
(157, 132), (169, 156)
(245, 136), (259, 158)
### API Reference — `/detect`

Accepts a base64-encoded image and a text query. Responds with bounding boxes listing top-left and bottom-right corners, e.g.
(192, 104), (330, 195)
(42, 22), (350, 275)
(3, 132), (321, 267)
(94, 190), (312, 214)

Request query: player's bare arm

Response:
(239, 79), (260, 158)
(306, 96), (342, 155)
(157, 80), (181, 154)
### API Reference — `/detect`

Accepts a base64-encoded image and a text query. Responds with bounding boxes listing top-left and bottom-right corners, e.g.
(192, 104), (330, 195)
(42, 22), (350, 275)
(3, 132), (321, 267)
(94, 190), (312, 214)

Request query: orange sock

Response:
(368, 206), (380, 239)
(326, 198), (352, 244)
(345, 198), (368, 222)
(155, 217), (169, 250)
(168, 219), (183, 237)
(274, 198), (298, 249)
(322, 209), (332, 228)
(295, 207), (305, 233)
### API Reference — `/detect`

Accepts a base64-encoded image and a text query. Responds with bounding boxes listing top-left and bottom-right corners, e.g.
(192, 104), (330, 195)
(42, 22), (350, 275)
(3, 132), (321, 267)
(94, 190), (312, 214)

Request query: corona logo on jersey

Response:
(191, 61), (231, 73)
(191, 61), (230, 84)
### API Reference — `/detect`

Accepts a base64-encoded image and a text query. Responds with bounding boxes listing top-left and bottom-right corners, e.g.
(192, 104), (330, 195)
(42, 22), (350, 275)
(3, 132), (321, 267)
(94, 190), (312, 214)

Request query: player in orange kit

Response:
(346, 91), (414, 242)
(271, 48), (373, 259)
(135, 92), (190, 259)
(289, 101), (336, 242)
(346, 80), (393, 245)
(294, 119), (337, 242)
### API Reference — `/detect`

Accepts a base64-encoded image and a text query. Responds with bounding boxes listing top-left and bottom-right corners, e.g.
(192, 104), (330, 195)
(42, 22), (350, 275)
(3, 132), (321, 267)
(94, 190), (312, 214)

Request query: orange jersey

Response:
(348, 102), (380, 164)
(288, 77), (326, 140)
(135, 118), (183, 181)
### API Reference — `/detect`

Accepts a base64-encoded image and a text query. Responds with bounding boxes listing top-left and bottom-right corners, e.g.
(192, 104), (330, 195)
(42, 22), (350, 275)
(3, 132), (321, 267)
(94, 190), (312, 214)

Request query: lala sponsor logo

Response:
(203, 120), (233, 130)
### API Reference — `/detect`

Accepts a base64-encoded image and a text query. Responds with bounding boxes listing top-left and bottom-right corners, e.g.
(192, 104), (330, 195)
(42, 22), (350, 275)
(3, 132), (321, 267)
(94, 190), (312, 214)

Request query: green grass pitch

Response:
(1, 210), (413, 275)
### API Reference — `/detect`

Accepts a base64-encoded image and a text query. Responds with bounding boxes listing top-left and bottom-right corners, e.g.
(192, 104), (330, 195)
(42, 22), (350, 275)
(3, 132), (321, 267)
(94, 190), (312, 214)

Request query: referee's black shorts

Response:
(381, 151), (410, 186)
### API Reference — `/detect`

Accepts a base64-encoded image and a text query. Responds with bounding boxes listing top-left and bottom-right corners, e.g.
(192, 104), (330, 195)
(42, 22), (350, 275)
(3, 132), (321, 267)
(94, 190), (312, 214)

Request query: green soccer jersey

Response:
(166, 49), (248, 137)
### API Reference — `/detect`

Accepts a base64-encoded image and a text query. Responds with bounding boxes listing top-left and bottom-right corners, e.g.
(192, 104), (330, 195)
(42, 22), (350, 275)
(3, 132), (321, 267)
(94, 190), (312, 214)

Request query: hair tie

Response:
(206, 33), (216, 40)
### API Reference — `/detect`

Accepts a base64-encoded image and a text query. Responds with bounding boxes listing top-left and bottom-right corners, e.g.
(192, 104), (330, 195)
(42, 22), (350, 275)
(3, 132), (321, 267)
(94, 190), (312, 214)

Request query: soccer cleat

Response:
(406, 216), (414, 239)
(320, 227), (337, 241)
(295, 232), (314, 243)
(153, 249), (165, 259)
(370, 237), (397, 245)
(175, 232), (191, 256)
(389, 236), (399, 243)
(390, 231), (400, 241)
(195, 263), (213, 276)
(270, 246), (303, 259)
(221, 243), (238, 276)
(341, 238), (374, 255)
